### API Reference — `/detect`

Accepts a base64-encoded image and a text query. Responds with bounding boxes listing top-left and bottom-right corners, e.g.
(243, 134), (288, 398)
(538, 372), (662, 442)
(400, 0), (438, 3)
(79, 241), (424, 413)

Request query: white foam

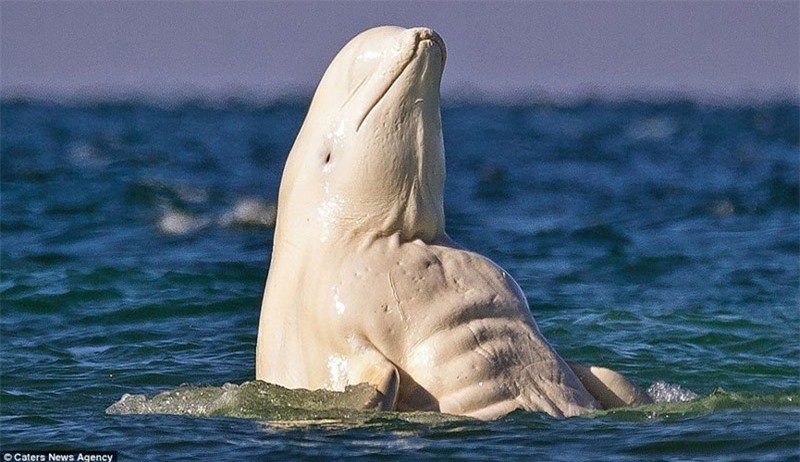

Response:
(325, 355), (350, 392)
(646, 381), (699, 403)
(218, 198), (276, 228)
(157, 208), (209, 235)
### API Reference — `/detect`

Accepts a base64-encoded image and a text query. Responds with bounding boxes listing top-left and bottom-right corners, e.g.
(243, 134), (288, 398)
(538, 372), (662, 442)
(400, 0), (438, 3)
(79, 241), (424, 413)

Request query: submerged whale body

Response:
(255, 25), (650, 419)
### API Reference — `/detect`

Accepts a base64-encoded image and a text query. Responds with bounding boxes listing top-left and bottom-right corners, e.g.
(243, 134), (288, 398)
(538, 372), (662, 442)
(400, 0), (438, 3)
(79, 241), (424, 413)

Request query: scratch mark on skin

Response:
(466, 322), (495, 365)
(516, 363), (564, 418)
(428, 251), (443, 270)
(388, 269), (409, 326)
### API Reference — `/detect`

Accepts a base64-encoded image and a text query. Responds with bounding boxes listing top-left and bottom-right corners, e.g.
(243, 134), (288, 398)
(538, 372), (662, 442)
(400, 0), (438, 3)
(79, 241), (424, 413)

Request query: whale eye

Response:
(324, 153), (331, 164)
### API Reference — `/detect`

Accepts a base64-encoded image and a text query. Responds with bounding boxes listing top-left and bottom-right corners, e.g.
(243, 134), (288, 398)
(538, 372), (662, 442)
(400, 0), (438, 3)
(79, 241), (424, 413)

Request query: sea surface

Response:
(1, 96), (798, 461)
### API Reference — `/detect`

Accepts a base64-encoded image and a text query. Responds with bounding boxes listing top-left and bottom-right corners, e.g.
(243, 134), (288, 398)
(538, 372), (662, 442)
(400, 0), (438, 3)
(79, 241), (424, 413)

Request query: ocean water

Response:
(1, 96), (798, 461)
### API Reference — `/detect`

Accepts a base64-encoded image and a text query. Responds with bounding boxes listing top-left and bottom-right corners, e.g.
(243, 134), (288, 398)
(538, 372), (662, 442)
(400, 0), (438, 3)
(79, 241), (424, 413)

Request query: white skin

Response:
(256, 26), (647, 419)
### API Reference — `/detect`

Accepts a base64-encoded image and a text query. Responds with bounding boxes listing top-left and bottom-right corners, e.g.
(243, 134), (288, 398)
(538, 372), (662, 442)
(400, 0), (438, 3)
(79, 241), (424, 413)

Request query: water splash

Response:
(218, 198), (276, 228)
(107, 380), (798, 423)
(646, 381), (700, 403)
(106, 380), (384, 419)
(157, 208), (211, 235)
(597, 386), (799, 420)
(156, 198), (276, 235)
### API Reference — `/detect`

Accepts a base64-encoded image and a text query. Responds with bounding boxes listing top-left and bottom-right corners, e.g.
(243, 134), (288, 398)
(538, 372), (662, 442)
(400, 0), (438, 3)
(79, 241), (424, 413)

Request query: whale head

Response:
(276, 26), (447, 246)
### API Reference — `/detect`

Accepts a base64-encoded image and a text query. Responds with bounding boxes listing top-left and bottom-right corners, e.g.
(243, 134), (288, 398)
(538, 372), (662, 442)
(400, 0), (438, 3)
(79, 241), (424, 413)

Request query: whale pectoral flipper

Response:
(566, 361), (653, 409)
(352, 347), (400, 411)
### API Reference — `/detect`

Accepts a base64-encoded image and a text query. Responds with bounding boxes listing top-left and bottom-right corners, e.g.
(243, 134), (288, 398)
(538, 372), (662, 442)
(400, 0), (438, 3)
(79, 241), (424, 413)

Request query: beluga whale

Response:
(255, 25), (650, 419)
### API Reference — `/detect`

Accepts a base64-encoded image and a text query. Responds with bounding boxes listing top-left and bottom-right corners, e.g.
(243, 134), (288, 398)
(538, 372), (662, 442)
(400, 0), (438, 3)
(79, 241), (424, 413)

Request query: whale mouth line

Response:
(356, 37), (443, 133)
(427, 33), (446, 68)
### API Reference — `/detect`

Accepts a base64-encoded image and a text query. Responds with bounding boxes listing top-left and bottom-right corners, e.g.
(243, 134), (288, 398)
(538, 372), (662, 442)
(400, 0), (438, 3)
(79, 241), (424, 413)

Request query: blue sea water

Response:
(1, 96), (798, 461)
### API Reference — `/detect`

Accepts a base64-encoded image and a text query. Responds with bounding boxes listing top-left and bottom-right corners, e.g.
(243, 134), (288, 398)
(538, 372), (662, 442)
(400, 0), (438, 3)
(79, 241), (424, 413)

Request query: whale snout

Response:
(408, 27), (447, 68)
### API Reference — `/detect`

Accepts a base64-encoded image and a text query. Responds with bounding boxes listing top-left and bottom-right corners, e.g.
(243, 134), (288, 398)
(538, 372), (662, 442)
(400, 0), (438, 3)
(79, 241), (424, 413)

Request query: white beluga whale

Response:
(255, 25), (650, 419)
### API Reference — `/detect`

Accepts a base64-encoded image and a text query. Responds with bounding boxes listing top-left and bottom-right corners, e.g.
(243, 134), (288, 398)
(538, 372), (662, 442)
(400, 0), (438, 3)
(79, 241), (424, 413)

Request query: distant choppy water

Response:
(1, 97), (798, 460)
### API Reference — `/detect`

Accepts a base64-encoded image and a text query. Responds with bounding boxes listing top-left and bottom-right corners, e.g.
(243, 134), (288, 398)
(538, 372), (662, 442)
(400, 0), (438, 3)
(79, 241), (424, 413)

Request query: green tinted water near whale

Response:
(105, 380), (798, 422)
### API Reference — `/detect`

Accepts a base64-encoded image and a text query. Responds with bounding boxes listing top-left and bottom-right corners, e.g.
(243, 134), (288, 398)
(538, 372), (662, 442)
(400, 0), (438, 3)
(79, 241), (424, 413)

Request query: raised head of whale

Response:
(274, 26), (446, 247)
(255, 25), (649, 419)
